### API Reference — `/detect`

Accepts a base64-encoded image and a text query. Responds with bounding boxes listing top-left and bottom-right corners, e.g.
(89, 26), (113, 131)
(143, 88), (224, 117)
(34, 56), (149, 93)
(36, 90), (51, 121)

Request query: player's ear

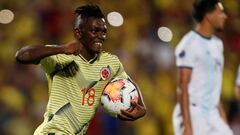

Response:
(74, 28), (82, 40)
(205, 12), (213, 23)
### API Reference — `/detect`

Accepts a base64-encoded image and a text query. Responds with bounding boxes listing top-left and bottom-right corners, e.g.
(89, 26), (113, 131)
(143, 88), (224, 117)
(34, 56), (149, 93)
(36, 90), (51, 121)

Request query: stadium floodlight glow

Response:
(0, 9), (14, 24)
(157, 26), (173, 42)
(107, 11), (124, 27)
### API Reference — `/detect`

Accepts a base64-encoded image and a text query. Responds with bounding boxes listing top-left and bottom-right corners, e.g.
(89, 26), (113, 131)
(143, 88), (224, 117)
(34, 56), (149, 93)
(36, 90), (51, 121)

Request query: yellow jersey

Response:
(34, 51), (128, 135)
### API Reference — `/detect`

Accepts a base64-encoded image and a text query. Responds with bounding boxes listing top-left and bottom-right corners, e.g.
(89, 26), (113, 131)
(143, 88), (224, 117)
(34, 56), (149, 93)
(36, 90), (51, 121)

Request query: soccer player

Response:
(15, 4), (146, 135)
(172, 0), (233, 135)
(235, 65), (240, 100)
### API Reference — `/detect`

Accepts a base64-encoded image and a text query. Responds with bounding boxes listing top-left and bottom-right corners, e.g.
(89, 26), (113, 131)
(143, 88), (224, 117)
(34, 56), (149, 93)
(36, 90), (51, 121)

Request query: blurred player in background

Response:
(173, 0), (233, 135)
(235, 65), (240, 100)
(15, 4), (146, 135)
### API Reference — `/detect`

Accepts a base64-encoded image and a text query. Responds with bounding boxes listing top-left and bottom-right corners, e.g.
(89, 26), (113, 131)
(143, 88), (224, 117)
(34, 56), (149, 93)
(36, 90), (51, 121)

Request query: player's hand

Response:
(183, 127), (193, 135)
(117, 101), (146, 121)
(63, 41), (83, 55)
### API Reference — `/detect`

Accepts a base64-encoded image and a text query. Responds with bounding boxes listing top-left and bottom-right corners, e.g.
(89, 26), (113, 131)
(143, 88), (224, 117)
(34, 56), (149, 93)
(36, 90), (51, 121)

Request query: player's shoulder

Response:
(212, 35), (223, 45)
(51, 53), (73, 63)
(56, 53), (73, 59)
(99, 51), (120, 62)
(212, 35), (222, 41)
(46, 52), (74, 64)
(212, 35), (224, 51)
(175, 31), (198, 54)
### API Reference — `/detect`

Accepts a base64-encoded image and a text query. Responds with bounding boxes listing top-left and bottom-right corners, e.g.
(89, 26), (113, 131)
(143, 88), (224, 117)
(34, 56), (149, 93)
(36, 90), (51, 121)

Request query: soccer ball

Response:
(101, 78), (139, 117)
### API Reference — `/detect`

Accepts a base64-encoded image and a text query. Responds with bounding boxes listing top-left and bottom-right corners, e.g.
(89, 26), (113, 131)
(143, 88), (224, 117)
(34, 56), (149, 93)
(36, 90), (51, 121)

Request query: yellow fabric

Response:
(34, 52), (128, 135)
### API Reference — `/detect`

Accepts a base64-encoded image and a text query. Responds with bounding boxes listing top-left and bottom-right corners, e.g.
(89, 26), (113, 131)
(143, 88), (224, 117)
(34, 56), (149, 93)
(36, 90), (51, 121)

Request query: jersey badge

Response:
(179, 50), (185, 58)
(100, 66), (111, 80)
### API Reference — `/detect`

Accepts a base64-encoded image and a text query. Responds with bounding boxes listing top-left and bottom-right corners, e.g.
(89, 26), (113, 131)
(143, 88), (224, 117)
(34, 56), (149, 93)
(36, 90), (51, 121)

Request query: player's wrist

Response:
(185, 125), (192, 128)
(61, 44), (72, 54)
(184, 122), (192, 129)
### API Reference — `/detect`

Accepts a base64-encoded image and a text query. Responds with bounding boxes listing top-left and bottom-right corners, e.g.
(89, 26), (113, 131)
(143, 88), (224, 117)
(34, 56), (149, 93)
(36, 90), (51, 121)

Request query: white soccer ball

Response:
(101, 78), (139, 117)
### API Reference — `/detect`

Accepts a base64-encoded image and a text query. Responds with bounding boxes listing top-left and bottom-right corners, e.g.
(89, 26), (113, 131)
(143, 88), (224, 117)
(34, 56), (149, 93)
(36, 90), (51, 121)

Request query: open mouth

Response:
(94, 42), (102, 47)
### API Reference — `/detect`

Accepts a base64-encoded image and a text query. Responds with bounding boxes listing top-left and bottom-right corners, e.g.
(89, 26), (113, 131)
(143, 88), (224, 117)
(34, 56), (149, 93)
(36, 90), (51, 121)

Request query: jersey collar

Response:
(78, 54), (98, 64)
(192, 30), (212, 40)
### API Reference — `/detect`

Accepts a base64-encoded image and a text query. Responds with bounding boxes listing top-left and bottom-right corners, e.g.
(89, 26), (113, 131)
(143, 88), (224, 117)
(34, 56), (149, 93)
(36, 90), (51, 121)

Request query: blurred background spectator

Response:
(0, 0), (239, 135)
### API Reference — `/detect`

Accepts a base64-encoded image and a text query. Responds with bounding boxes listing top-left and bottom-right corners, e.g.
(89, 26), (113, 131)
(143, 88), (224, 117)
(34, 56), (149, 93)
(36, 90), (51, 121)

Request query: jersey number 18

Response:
(81, 88), (95, 106)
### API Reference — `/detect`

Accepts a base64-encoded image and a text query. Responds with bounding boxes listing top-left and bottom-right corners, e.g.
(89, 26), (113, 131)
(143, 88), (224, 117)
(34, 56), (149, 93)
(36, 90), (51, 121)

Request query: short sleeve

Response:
(175, 45), (195, 68)
(39, 55), (59, 75)
(236, 66), (240, 86)
(114, 59), (128, 79)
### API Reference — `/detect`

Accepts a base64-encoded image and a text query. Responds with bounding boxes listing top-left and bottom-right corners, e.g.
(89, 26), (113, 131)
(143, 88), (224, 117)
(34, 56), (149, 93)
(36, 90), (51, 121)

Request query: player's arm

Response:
(235, 66), (240, 100)
(15, 41), (82, 64)
(178, 67), (193, 135)
(218, 102), (228, 123)
(236, 86), (240, 101)
(117, 78), (146, 121)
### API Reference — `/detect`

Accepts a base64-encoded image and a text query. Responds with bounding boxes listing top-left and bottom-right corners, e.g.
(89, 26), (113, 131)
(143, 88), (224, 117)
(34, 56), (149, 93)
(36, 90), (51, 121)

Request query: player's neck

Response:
(195, 23), (214, 39)
(80, 48), (97, 62)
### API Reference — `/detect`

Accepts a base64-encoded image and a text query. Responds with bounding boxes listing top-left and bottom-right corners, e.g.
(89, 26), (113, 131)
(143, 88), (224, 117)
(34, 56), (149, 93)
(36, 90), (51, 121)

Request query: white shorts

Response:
(172, 104), (233, 135)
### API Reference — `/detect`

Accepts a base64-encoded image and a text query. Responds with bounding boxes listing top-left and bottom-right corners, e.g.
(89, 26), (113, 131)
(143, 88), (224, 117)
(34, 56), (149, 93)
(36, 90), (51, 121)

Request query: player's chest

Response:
(196, 44), (223, 71)
(75, 61), (116, 82)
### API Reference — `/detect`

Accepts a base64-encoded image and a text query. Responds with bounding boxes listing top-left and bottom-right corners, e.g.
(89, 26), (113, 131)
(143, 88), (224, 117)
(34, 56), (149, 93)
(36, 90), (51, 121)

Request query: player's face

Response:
(207, 2), (227, 32)
(77, 17), (107, 54)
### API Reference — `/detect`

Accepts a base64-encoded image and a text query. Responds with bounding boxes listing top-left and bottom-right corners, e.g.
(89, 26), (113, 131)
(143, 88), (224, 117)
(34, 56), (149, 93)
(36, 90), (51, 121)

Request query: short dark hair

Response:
(192, 0), (219, 22)
(74, 4), (104, 19)
(74, 4), (104, 29)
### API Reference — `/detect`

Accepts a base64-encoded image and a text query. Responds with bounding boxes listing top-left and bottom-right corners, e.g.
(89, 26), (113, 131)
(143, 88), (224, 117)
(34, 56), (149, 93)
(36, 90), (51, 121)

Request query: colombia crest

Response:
(100, 66), (111, 80)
